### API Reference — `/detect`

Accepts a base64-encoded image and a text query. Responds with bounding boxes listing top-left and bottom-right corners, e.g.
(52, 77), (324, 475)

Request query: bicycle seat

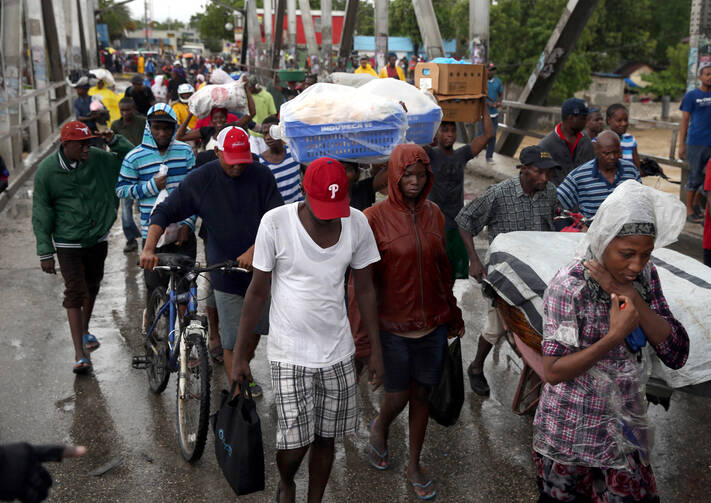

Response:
(156, 253), (195, 269)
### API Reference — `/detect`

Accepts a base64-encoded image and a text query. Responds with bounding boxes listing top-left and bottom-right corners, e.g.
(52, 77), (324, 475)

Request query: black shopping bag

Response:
(428, 337), (464, 426)
(212, 381), (265, 495)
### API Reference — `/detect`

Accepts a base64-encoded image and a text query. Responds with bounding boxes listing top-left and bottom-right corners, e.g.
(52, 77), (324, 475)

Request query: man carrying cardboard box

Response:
(424, 112), (493, 280)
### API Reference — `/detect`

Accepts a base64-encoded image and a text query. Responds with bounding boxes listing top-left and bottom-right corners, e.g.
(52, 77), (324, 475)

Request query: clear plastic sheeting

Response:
(533, 340), (653, 470)
(577, 180), (686, 261)
(327, 72), (377, 87)
(275, 83), (408, 163)
(187, 79), (249, 118)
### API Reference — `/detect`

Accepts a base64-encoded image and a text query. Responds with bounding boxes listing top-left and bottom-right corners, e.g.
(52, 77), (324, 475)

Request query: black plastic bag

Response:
(212, 381), (265, 495)
(428, 337), (464, 426)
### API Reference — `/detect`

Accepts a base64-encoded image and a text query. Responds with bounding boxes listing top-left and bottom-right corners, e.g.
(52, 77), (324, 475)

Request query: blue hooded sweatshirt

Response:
(115, 102), (196, 237)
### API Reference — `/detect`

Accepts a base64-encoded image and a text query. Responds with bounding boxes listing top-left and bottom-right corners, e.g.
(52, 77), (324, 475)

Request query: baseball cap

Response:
(303, 158), (350, 220)
(561, 98), (589, 118)
(61, 121), (97, 142)
(487, 62), (496, 70)
(699, 61), (711, 73)
(215, 126), (252, 165)
(146, 109), (177, 123)
(519, 146), (559, 170)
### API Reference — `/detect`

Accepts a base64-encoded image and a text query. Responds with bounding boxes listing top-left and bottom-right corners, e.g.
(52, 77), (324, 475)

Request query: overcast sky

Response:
(127, 0), (206, 24)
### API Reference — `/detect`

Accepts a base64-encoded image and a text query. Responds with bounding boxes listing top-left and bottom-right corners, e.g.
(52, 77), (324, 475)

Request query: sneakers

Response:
(123, 239), (138, 253)
(467, 364), (491, 396)
(248, 381), (263, 398)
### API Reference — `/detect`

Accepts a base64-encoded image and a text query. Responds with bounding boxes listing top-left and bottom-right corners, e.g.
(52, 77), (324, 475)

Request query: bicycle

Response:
(131, 253), (247, 462)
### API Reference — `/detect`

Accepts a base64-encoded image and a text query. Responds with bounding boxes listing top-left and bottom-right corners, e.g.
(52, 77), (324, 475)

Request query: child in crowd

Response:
(606, 103), (640, 170)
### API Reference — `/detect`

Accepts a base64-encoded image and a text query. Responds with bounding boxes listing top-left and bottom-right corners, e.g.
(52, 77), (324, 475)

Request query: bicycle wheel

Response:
(176, 330), (211, 462)
(145, 288), (171, 394)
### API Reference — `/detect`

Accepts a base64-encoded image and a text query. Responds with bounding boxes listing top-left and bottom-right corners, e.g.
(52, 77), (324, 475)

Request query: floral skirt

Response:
(533, 451), (659, 502)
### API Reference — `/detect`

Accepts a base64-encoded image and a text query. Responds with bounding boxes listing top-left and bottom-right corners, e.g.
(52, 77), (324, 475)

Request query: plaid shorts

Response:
(270, 357), (359, 450)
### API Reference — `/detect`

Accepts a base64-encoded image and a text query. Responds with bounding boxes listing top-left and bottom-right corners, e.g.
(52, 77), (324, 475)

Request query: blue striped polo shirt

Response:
(259, 146), (303, 204)
(557, 158), (641, 218)
(115, 103), (197, 237)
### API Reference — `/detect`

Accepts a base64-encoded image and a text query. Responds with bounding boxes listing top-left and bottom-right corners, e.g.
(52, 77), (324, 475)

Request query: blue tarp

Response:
(353, 36), (457, 56)
(625, 77), (640, 88)
(97, 24), (110, 47)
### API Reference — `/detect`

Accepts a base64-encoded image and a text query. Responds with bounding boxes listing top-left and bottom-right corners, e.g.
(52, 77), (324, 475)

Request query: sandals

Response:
(82, 333), (100, 352)
(367, 419), (389, 470)
(406, 470), (437, 500)
(73, 358), (92, 375)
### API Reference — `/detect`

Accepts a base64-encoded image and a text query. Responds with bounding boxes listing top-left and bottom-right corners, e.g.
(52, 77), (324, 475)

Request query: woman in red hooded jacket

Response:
(353, 143), (464, 500)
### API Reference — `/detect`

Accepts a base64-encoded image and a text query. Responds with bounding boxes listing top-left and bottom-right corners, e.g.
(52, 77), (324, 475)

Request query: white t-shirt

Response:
(252, 202), (380, 368)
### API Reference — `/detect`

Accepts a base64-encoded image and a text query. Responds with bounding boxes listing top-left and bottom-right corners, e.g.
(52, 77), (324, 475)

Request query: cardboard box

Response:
(436, 94), (486, 123)
(414, 62), (486, 95)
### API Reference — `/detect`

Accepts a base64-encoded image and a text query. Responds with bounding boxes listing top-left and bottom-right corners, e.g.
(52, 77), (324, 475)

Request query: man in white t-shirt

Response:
(232, 157), (384, 503)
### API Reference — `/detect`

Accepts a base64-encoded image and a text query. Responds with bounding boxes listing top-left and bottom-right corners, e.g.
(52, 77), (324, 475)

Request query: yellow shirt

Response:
(354, 64), (378, 77)
(172, 102), (197, 129)
(379, 65), (406, 80)
(88, 86), (121, 124)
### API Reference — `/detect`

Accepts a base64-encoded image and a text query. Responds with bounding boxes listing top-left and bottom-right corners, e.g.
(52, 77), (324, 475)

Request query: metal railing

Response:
(498, 100), (686, 171)
(0, 81), (73, 211)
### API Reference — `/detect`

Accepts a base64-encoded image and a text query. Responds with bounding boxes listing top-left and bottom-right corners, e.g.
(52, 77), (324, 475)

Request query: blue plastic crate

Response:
(283, 115), (405, 163)
(406, 109), (443, 145)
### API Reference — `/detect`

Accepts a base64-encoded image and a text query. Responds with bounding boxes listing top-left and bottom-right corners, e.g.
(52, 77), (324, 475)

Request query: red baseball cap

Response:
(303, 157), (350, 220)
(215, 126), (252, 164)
(61, 121), (97, 142)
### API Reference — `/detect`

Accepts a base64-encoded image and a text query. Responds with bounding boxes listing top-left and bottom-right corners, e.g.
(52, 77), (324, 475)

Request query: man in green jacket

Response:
(32, 121), (133, 374)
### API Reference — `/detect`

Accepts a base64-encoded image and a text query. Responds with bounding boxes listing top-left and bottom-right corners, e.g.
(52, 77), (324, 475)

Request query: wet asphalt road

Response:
(1, 168), (710, 503)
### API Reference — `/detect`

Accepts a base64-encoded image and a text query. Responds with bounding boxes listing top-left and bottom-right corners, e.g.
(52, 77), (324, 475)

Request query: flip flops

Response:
(73, 358), (92, 375)
(82, 333), (100, 351)
(368, 419), (389, 470)
(406, 470), (437, 501)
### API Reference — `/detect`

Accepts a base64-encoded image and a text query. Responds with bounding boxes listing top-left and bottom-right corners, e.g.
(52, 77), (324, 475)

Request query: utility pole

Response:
(264, 0), (273, 64)
(469, 0), (489, 64)
(497, 0), (600, 156)
(412, 0), (445, 60)
(374, 0), (388, 71)
(273, 0), (286, 69)
(144, 0), (149, 47)
(297, 0), (319, 66)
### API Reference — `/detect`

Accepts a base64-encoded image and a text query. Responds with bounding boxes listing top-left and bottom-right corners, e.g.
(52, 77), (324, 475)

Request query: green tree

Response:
(355, 2), (374, 36)
(641, 43), (689, 99)
(648, 0), (691, 65)
(97, 0), (133, 42)
(191, 0), (245, 53)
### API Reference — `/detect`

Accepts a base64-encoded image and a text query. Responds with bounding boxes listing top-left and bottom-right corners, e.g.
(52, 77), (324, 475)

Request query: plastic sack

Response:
(327, 72), (377, 87)
(577, 180), (686, 261)
(360, 79), (442, 144)
(151, 165), (179, 248)
(274, 83), (408, 163)
(209, 68), (233, 85)
(89, 68), (116, 87)
(152, 75), (168, 103)
(428, 337), (464, 427)
(188, 80), (248, 118)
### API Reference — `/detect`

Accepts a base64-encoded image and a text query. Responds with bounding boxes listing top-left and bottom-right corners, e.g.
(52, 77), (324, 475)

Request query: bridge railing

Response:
(0, 82), (73, 211)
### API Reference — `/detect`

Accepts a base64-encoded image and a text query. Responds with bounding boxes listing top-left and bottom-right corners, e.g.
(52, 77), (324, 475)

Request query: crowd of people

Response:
(25, 53), (699, 503)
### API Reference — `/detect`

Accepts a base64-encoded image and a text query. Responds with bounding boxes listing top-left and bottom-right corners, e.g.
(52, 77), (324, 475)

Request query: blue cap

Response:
(561, 98), (589, 119)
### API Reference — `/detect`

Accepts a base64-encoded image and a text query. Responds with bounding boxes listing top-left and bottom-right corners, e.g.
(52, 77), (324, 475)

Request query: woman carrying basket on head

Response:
(350, 144), (464, 500)
(534, 180), (689, 502)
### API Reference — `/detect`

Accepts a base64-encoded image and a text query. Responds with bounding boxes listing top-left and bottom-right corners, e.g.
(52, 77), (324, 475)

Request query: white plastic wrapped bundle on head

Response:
(327, 72), (377, 87)
(89, 68), (116, 87)
(360, 78), (442, 116)
(209, 68), (233, 85)
(187, 79), (248, 118)
(576, 180), (686, 261)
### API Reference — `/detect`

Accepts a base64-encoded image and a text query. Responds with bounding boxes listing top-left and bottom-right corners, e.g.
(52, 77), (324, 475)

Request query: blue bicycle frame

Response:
(146, 279), (199, 372)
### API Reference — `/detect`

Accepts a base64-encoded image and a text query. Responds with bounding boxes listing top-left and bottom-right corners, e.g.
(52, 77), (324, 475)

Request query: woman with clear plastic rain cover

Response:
(532, 180), (689, 502)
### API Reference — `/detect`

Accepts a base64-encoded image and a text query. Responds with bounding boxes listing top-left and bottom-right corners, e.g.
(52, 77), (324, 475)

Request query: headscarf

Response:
(578, 180), (685, 303)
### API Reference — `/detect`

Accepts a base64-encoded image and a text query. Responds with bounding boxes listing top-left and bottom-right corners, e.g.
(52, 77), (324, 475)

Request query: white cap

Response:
(177, 83), (195, 103)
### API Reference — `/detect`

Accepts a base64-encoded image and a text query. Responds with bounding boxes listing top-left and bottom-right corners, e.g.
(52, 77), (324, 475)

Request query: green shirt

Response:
(110, 115), (146, 146)
(251, 88), (278, 135)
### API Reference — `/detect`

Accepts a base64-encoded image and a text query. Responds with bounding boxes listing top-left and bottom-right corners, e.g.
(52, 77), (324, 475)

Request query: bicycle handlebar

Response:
(153, 261), (249, 274)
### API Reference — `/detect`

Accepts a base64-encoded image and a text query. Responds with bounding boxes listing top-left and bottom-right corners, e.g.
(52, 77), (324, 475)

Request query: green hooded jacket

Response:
(32, 135), (134, 258)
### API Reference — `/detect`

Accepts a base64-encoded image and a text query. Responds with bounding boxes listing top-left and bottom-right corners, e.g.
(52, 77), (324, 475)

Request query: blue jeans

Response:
(685, 144), (711, 191)
(121, 198), (141, 241)
(476, 115), (499, 159)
